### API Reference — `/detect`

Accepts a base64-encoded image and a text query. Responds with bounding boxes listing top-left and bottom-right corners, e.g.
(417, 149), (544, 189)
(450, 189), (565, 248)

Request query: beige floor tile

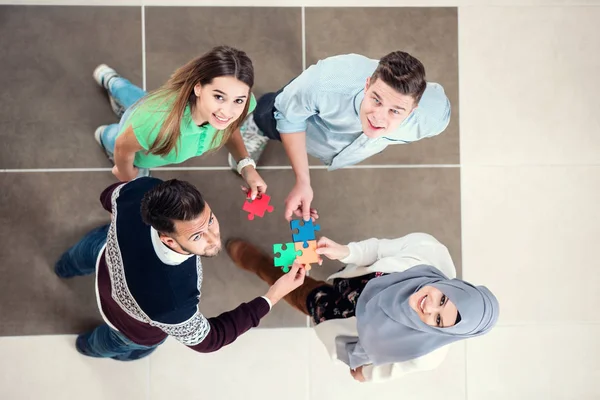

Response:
(467, 325), (600, 400)
(308, 330), (466, 400)
(0, 335), (148, 400)
(461, 166), (600, 324)
(149, 329), (310, 400)
(460, 6), (600, 165)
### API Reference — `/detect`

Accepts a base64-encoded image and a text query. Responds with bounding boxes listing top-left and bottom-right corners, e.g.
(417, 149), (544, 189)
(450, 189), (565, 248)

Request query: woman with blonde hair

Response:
(93, 45), (267, 198)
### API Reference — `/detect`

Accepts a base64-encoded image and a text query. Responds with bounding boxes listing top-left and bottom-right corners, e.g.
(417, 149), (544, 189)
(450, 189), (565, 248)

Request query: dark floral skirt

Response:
(306, 272), (387, 325)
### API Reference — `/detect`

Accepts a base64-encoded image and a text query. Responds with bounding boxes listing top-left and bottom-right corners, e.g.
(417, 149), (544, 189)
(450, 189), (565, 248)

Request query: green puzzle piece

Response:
(273, 243), (302, 273)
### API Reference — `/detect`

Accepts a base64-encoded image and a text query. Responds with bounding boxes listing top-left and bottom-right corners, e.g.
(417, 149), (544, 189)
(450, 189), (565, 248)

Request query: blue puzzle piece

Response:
(273, 243), (302, 273)
(290, 219), (321, 248)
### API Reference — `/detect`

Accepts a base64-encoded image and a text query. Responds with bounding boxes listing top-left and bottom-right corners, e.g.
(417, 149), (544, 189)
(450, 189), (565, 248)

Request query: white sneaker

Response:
(94, 125), (114, 163)
(93, 64), (125, 118)
(93, 64), (118, 89)
(229, 114), (269, 173)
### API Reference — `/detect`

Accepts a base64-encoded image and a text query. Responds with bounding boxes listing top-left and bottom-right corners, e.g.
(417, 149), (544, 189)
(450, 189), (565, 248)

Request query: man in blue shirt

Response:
(229, 51), (451, 221)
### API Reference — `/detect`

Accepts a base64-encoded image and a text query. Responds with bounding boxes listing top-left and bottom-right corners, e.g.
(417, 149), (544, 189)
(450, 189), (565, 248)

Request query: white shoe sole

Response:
(94, 125), (114, 163)
(94, 125), (107, 147)
(93, 64), (117, 89)
(94, 64), (125, 117)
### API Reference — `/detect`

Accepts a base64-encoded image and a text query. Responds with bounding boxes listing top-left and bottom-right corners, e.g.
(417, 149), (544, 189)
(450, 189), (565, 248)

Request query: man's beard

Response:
(178, 240), (221, 258)
(201, 245), (221, 258)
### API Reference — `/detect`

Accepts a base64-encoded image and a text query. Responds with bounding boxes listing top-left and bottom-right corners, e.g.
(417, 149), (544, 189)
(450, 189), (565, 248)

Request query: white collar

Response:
(150, 227), (194, 266)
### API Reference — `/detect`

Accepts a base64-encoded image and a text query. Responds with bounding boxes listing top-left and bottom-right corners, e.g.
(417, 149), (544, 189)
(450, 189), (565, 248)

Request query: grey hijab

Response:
(341, 265), (499, 369)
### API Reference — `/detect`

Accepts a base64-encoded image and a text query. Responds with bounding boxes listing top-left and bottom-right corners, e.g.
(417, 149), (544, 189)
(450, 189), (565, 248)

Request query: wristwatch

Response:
(236, 157), (256, 175)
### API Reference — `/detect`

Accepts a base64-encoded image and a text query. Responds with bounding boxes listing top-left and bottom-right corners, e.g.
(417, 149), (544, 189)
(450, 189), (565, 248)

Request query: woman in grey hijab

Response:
(227, 232), (500, 382)
(345, 264), (499, 369)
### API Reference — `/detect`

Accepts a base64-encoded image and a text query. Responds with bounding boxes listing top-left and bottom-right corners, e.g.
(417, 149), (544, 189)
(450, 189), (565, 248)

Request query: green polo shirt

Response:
(119, 93), (257, 168)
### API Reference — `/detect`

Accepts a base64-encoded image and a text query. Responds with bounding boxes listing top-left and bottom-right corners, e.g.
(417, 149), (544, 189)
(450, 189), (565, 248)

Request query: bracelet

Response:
(236, 157), (256, 175)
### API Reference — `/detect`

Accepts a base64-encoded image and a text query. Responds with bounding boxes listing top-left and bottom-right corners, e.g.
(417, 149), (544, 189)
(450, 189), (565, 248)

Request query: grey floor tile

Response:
(0, 6), (142, 169)
(151, 170), (307, 328)
(0, 172), (117, 336)
(145, 7), (303, 168)
(305, 7), (459, 165)
(157, 167), (462, 308)
(0, 163), (460, 336)
(305, 167), (462, 281)
(0, 170), (306, 336)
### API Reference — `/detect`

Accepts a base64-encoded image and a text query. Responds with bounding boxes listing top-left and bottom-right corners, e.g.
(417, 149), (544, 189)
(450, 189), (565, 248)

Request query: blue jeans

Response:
(100, 77), (146, 157)
(56, 224), (161, 361)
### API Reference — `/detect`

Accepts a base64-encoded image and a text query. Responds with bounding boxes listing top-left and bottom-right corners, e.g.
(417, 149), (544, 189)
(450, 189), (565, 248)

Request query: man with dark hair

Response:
(231, 51), (451, 221)
(55, 177), (305, 360)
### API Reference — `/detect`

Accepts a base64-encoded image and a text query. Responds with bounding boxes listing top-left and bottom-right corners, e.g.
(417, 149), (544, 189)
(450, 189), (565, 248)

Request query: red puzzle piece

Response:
(242, 194), (274, 220)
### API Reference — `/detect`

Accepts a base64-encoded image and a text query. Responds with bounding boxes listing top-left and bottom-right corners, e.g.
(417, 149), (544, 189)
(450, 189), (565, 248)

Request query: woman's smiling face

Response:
(194, 76), (250, 129)
(408, 285), (458, 328)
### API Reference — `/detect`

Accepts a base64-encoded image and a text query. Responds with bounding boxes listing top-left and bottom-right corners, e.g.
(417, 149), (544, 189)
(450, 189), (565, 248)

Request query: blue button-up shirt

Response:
(273, 54), (451, 170)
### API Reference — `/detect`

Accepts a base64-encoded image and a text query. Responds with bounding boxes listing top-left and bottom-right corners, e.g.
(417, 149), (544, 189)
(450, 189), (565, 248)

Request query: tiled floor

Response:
(0, 2), (598, 400)
(0, 5), (461, 336)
